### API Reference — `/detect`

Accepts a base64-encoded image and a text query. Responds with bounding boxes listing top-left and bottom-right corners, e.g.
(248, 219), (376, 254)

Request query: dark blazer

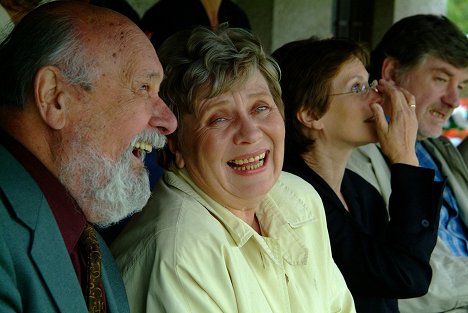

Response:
(0, 144), (129, 313)
(283, 150), (443, 313)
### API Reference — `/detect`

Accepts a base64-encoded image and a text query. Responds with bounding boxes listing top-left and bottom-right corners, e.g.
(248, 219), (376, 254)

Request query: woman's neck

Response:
(200, 0), (222, 28)
(301, 143), (352, 211)
(229, 207), (262, 235)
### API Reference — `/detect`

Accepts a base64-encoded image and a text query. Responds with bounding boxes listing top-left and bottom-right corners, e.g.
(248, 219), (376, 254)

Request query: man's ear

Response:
(34, 66), (67, 130)
(168, 137), (185, 168)
(296, 108), (323, 130)
(381, 57), (399, 81)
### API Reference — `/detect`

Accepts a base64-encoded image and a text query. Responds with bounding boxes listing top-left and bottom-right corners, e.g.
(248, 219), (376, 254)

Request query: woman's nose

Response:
(233, 116), (262, 144)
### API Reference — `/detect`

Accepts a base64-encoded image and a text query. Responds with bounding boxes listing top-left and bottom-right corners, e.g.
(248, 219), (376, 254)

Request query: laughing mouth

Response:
(132, 140), (153, 160)
(227, 152), (267, 171)
(429, 109), (446, 120)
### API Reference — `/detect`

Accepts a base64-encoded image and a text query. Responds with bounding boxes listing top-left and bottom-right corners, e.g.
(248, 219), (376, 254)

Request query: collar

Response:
(166, 168), (315, 265)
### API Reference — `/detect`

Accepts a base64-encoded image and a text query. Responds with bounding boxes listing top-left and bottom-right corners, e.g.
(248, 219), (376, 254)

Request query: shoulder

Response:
(424, 137), (468, 175)
(348, 143), (387, 169)
(347, 143), (385, 171)
(275, 171), (314, 191)
(111, 174), (231, 270)
(273, 171), (321, 200)
(343, 169), (386, 209)
(0, 144), (30, 186)
(424, 136), (461, 156)
(0, 145), (50, 231)
(269, 172), (325, 221)
(344, 169), (377, 188)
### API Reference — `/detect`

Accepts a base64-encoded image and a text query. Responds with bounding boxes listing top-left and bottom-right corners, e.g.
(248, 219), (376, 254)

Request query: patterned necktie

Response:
(81, 222), (105, 313)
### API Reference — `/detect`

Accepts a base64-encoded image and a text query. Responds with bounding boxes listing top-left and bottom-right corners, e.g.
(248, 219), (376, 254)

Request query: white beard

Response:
(59, 130), (166, 227)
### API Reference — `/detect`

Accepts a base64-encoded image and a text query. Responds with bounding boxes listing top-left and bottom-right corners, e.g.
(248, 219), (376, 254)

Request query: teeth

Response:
(230, 152), (266, 165)
(231, 160), (264, 171)
(133, 141), (153, 153)
(430, 110), (445, 119)
(228, 152), (267, 171)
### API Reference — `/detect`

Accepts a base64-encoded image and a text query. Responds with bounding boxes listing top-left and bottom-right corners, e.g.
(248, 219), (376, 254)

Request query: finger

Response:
(399, 87), (416, 110)
(370, 102), (388, 134)
(378, 80), (402, 113)
(380, 80), (411, 116)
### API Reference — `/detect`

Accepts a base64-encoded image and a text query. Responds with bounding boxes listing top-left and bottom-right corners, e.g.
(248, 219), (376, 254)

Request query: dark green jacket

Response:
(0, 144), (129, 313)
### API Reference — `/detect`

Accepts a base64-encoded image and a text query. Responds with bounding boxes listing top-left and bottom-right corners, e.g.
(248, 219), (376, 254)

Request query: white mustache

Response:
(131, 129), (167, 150)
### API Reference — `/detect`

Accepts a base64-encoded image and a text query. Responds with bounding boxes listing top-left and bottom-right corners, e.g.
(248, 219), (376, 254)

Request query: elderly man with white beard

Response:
(0, 1), (177, 313)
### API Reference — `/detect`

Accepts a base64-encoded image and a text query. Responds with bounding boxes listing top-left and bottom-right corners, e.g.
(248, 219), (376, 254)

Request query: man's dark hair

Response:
(370, 14), (468, 81)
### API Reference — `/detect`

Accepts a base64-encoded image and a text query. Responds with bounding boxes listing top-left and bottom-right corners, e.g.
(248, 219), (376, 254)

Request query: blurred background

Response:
(127, 0), (467, 53)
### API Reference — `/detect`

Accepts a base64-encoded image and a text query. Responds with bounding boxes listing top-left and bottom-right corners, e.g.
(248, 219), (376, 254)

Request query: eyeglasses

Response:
(329, 80), (378, 97)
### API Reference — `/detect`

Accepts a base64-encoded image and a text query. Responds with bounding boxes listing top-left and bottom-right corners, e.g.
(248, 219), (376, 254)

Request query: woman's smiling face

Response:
(175, 70), (285, 211)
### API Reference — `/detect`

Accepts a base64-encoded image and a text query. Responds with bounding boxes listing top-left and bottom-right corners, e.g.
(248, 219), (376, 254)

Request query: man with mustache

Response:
(348, 14), (468, 313)
(0, 1), (176, 312)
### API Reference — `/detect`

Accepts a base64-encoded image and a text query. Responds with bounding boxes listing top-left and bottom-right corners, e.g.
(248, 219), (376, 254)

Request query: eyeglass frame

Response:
(329, 80), (379, 97)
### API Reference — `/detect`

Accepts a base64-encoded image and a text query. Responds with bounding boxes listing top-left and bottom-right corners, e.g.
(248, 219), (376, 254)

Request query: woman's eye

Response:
(255, 105), (270, 113)
(351, 83), (362, 94)
(210, 117), (227, 125)
(140, 84), (150, 91)
(435, 77), (448, 83)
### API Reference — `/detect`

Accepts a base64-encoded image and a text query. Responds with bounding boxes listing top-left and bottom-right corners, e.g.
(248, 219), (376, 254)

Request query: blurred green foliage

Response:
(447, 0), (468, 34)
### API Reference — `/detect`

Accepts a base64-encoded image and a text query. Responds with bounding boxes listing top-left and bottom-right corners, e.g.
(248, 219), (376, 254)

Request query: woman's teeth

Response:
(231, 160), (265, 171)
(228, 152), (266, 171)
(229, 152), (266, 165)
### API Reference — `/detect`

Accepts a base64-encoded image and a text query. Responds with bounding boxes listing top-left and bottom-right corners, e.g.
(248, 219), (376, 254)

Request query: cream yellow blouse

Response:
(111, 169), (355, 313)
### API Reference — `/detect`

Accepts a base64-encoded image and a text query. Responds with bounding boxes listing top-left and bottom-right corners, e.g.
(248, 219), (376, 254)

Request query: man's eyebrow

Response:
(433, 67), (453, 76)
(135, 72), (163, 86)
(432, 67), (468, 84)
(147, 72), (162, 81)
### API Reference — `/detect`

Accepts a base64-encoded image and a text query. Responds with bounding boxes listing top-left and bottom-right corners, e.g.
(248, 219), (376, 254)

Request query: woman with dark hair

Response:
(272, 37), (444, 313)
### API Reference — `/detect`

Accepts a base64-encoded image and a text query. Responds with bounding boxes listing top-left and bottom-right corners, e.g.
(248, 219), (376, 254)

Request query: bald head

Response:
(0, 0), (150, 110)
(0, 1), (176, 226)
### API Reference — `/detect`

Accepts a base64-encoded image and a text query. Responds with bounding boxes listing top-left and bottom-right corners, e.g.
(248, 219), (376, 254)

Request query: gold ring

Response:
(410, 103), (416, 108)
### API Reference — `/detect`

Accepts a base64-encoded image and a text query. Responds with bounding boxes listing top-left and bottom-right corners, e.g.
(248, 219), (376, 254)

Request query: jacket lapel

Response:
(1, 146), (87, 312)
(30, 204), (87, 312)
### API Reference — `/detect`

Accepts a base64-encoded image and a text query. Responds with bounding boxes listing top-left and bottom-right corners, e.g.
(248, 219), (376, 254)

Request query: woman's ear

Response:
(381, 57), (399, 81)
(34, 66), (67, 130)
(168, 137), (185, 169)
(296, 108), (323, 130)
